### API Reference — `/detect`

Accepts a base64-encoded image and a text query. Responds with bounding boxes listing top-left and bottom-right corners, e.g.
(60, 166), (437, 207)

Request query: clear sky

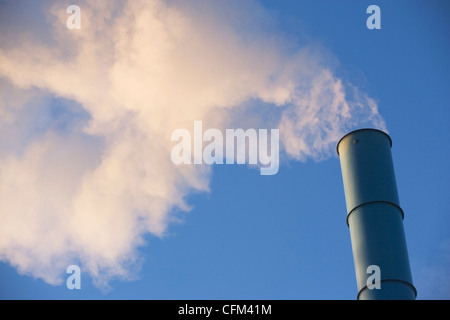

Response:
(0, 0), (449, 300)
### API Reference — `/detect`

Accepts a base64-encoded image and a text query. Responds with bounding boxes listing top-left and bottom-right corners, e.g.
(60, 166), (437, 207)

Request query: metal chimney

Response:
(337, 129), (416, 300)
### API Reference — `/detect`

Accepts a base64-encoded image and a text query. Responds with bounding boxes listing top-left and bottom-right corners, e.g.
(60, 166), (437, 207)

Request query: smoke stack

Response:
(337, 129), (416, 300)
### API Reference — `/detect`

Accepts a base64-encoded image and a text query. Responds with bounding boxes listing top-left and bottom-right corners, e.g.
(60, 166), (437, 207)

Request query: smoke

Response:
(0, 0), (386, 288)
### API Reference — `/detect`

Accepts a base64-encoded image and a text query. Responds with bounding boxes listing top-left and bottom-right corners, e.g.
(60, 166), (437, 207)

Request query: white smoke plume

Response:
(0, 0), (386, 288)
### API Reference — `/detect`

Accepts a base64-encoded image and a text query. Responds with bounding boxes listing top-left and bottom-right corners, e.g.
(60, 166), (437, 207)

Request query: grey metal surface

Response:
(337, 129), (416, 300)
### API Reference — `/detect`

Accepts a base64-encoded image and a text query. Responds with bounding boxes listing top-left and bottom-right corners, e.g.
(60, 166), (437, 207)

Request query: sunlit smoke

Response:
(0, 0), (386, 288)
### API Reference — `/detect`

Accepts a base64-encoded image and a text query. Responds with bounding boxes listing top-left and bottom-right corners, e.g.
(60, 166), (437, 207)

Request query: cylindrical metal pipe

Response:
(337, 129), (416, 300)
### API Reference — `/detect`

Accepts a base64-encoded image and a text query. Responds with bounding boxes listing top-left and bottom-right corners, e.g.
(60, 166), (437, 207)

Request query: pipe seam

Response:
(346, 200), (404, 227)
(357, 279), (418, 300)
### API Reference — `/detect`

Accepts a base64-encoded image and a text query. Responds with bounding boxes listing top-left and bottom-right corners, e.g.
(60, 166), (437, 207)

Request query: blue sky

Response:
(0, 0), (449, 300)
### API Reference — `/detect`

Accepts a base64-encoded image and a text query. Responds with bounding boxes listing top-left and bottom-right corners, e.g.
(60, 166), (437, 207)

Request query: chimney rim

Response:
(336, 128), (392, 156)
